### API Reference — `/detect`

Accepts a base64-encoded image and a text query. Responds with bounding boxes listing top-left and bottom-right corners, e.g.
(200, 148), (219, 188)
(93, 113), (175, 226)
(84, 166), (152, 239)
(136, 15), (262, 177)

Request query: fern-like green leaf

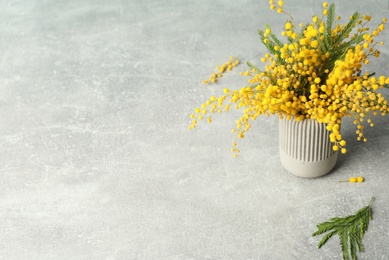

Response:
(333, 12), (360, 46)
(340, 33), (365, 49)
(269, 31), (283, 47)
(317, 230), (337, 249)
(340, 229), (349, 260)
(247, 61), (276, 85)
(359, 213), (369, 238)
(312, 221), (338, 236)
(247, 61), (262, 73)
(355, 234), (364, 253)
(312, 197), (374, 260)
(258, 29), (278, 57)
(324, 3), (336, 50)
(258, 29), (285, 66)
(349, 225), (357, 260)
(318, 37), (328, 54)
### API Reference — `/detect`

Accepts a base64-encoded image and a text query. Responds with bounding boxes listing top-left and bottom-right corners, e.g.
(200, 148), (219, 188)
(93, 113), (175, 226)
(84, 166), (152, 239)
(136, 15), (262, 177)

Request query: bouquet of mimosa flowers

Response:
(189, 1), (389, 157)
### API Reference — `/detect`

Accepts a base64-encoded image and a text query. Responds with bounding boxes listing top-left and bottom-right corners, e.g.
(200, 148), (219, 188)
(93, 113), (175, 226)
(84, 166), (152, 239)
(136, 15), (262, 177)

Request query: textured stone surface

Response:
(1, 0), (389, 259)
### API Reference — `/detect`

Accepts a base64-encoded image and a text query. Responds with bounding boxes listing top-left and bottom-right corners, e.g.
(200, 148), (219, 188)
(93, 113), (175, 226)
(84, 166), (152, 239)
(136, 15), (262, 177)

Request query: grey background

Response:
(1, 0), (389, 259)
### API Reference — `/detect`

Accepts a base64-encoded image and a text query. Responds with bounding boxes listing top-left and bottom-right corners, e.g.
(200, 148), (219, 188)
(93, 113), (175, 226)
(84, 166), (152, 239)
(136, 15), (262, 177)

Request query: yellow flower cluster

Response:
(189, 1), (389, 157)
(339, 176), (364, 183)
(201, 56), (239, 84)
(269, 0), (284, 14)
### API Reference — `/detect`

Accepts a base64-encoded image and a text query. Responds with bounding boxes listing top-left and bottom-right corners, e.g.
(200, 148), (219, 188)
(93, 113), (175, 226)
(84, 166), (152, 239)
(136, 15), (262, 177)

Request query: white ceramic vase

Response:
(279, 117), (338, 178)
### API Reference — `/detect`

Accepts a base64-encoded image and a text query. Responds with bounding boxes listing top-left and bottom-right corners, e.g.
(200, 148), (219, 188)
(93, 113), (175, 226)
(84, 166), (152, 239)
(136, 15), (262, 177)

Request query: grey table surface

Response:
(1, 0), (389, 259)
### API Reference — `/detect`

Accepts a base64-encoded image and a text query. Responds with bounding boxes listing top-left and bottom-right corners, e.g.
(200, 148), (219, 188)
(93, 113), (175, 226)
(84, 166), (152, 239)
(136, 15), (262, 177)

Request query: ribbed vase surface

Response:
(279, 117), (338, 178)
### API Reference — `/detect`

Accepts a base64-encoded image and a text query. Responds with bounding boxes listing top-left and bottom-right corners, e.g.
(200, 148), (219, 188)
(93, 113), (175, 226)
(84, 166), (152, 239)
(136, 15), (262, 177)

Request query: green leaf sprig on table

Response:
(312, 197), (374, 260)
